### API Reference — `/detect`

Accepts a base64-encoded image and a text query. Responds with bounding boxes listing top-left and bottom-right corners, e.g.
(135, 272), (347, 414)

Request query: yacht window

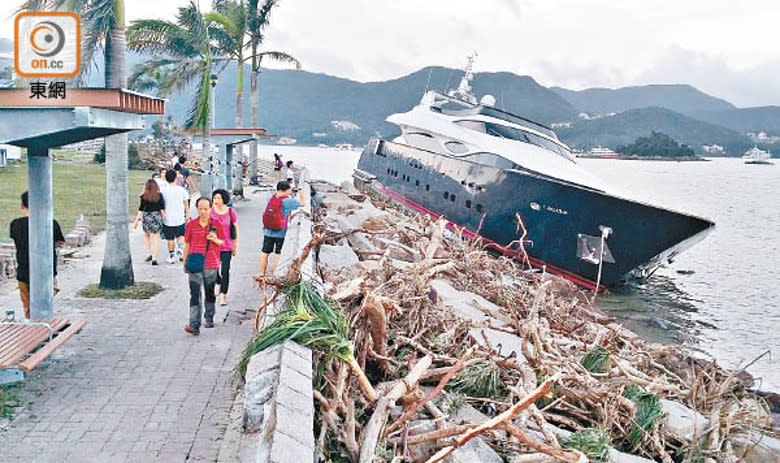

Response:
(465, 200), (472, 208)
(415, 180), (420, 186)
(445, 141), (469, 154)
(426, 184), (430, 191)
(450, 194), (456, 202)
(444, 192), (449, 199)
(454, 120), (486, 133)
(481, 122), (573, 160)
(405, 132), (442, 153)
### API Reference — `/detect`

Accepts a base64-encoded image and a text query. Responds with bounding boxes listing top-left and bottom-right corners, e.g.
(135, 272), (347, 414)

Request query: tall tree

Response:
(21, 0), (135, 289)
(246, 0), (300, 181)
(127, 1), (218, 198)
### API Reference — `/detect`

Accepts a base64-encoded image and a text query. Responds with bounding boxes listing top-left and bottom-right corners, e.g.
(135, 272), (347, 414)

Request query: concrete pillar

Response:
(225, 143), (234, 193)
(249, 137), (258, 185)
(200, 149), (214, 198)
(27, 147), (54, 319)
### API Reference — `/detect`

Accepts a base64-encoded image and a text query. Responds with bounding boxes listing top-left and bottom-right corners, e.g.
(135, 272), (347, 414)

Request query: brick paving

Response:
(0, 197), (266, 462)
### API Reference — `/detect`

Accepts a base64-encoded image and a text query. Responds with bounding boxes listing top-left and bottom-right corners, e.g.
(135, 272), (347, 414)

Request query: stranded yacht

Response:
(353, 56), (715, 290)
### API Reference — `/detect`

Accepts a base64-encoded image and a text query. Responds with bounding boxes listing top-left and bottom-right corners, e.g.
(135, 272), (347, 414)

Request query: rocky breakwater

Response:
(245, 179), (778, 463)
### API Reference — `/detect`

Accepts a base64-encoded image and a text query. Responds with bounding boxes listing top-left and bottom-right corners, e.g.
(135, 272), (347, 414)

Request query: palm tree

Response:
(21, 0), (135, 289)
(126, 1), (218, 198)
(246, 0), (301, 181)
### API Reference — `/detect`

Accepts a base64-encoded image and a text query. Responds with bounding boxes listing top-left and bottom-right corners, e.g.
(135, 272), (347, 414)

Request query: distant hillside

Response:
(184, 65), (577, 145)
(691, 106), (780, 134)
(551, 84), (735, 116)
(555, 107), (753, 155)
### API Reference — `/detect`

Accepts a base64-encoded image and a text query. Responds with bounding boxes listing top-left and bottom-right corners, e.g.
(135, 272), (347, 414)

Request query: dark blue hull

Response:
(354, 139), (715, 289)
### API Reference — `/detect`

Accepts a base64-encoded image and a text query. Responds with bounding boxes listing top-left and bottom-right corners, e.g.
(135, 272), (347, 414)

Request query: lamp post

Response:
(210, 73), (218, 129)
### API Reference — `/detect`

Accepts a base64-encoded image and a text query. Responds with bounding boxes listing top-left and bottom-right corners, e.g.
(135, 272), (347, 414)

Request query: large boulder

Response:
(660, 399), (709, 443)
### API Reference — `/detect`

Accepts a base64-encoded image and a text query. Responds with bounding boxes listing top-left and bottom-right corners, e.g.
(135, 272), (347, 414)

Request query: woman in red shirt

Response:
(209, 189), (239, 307)
(182, 197), (224, 335)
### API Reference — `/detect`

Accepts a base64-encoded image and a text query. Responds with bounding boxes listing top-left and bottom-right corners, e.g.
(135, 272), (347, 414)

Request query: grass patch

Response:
(561, 428), (611, 460)
(78, 282), (163, 299)
(0, 386), (20, 419)
(0, 161), (152, 242)
(623, 384), (664, 450)
(582, 346), (612, 373)
(447, 359), (506, 399)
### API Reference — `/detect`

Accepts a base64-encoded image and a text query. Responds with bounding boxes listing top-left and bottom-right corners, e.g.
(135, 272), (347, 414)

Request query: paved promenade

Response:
(0, 196), (264, 462)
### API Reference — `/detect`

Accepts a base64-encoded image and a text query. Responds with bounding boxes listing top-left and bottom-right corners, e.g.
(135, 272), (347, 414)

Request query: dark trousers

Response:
(218, 251), (232, 295)
(188, 269), (218, 329)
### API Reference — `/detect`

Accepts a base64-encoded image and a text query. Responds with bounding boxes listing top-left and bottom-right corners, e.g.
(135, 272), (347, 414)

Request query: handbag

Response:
(229, 208), (237, 240)
(185, 220), (211, 273)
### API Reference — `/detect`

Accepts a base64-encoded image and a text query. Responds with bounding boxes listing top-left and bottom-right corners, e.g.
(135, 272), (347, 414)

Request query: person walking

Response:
(209, 189), (239, 306)
(285, 160), (296, 190)
(153, 166), (167, 189)
(182, 197), (224, 335)
(161, 169), (190, 264)
(9, 191), (65, 320)
(132, 179), (166, 265)
(273, 153), (283, 182)
(257, 180), (305, 280)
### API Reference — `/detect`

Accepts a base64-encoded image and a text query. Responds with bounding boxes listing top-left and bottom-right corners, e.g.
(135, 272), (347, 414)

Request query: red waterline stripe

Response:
(372, 181), (603, 291)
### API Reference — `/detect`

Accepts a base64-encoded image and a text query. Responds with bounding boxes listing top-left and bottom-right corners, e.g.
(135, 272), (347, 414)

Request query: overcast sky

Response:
(2, 0), (778, 107)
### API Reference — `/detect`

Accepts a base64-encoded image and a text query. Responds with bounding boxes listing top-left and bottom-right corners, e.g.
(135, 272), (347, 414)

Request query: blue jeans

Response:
(188, 269), (218, 329)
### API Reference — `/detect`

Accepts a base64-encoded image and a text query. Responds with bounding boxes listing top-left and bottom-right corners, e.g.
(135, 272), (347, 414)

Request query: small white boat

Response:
(743, 146), (773, 165)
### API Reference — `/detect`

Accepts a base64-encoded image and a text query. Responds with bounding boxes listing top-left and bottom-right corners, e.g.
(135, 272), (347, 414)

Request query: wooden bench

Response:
(0, 318), (86, 373)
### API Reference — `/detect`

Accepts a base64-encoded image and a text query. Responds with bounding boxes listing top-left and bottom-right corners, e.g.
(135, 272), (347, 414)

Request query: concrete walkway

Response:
(0, 197), (264, 462)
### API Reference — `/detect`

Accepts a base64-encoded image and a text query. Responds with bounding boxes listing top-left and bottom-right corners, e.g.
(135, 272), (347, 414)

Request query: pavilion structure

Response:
(0, 88), (165, 319)
(189, 128), (270, 199)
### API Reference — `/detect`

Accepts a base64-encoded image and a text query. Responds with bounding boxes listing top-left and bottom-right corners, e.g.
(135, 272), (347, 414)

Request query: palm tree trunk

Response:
(200, 87), (213, 198)
(100, 0), (134, 289)
(234, 59), (244, 194)
(248, 54), (259, 184)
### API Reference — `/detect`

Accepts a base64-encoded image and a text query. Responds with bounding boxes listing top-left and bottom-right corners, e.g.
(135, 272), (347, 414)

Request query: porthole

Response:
(450, 194), (456, 202)
(466, 200), (472, 208)
(444, 192), (449, 199)
(426, 184), (430, 191)
(415, 180), (420, 186)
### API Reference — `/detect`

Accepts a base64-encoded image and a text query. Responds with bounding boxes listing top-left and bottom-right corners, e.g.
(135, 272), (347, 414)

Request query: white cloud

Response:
(1, 0), (778, 106)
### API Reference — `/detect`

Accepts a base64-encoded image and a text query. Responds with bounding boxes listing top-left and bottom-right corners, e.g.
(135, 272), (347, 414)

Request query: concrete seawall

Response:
(236, 168), (317, 463)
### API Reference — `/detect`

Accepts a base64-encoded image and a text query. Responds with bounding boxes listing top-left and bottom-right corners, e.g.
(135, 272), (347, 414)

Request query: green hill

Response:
(551, 84), (735, 116)
(690, 106), (780, 134)
(555, 107), (753, 155)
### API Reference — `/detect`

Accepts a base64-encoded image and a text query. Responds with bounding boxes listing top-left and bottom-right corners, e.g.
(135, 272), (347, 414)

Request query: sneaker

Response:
(219, 294), (228, 306)
(151, 260), (158, 266)
(166, 255), (175, 264)
(184, 325), (199, 335)
(145, 255), (153, 262)
(204, 321), (214, 328)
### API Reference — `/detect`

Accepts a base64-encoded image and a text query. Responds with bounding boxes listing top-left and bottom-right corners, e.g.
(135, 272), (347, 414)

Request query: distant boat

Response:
(278, 137), (297, 145)
(586, 146), (620, 158)
(335, 143), (354, 151)
(743, 146), (773, 165)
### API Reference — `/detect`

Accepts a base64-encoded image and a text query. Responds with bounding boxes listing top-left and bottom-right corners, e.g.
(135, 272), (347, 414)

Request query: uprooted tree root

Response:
(250, 187), (774, 463)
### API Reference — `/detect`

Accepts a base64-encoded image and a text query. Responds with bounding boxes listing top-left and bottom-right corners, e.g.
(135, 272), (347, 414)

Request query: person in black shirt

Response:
(9, 191), (65, 320)
(132, 179), (166, 265)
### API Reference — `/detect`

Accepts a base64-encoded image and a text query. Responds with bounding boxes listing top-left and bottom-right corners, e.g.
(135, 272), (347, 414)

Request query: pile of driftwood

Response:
(258, 181), (776, 463)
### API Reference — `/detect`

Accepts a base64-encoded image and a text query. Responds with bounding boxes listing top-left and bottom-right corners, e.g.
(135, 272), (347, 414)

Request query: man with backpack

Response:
(257, 180), (305, 280)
